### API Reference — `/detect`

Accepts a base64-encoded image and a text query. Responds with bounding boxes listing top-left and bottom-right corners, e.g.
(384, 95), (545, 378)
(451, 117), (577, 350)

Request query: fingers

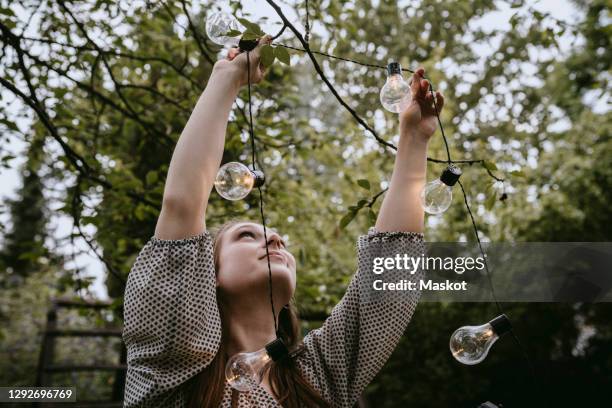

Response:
(410, 70), (421, 97)
(408, 66), (446, 116)
(420, 79), (430, 97)
(410, 67), (428, 99)
(227, 47), (240, 61)
(435, 91), (444, 113)
(259, 34), (273, 46)
(423, 90), (444, 116)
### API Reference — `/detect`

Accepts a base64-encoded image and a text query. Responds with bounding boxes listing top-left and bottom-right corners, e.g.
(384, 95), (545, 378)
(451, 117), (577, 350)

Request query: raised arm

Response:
(300, 67), (444, 407)
(375, 67), (444, 233)
(154, 37), (272, 240)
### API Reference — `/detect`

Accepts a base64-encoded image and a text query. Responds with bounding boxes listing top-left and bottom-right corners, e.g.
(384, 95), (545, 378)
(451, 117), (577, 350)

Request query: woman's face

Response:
(216, 222), (297, 305)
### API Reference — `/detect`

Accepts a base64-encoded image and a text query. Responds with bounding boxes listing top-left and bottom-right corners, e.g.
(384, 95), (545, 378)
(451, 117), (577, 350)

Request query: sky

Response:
(0, 0), (590, 300)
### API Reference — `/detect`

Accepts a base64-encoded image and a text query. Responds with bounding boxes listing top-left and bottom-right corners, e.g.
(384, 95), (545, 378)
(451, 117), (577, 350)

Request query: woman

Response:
(122, 35), (444, 407)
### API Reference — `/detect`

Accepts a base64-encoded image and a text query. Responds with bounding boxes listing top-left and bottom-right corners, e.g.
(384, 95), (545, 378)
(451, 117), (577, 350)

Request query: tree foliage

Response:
(0, 0), (610, 406)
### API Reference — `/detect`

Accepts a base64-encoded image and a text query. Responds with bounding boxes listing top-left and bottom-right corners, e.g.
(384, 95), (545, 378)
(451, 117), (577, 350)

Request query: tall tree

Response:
(0, 134), (58, 284)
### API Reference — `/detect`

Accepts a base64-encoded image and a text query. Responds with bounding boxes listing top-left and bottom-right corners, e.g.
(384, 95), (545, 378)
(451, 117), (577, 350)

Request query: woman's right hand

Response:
(212, 35), (273, 88)
(399, 67), (444, 144)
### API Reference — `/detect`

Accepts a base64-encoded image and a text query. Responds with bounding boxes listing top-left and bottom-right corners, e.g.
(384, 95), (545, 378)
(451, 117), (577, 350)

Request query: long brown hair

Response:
(185, 219), (330, 408)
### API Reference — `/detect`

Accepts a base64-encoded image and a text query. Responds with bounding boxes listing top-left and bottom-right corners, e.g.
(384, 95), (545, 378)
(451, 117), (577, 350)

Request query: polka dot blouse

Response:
(122, 227), (425, 407)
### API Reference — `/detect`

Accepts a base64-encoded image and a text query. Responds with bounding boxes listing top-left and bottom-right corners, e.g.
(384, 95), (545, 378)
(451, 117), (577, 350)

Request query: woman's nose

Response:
(266, 232), (283, 249)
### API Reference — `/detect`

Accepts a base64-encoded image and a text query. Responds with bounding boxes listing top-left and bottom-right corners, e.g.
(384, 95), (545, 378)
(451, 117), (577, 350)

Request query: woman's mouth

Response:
(260, 251), (287, 267)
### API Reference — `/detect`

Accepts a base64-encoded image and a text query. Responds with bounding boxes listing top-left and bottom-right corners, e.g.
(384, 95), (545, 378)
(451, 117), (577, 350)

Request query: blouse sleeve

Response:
(121, 231), (221, 407)
(301, 227), (425, 408)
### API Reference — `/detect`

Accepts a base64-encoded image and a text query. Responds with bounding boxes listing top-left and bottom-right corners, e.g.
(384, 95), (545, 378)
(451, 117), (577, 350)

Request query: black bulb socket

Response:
(265, 337), (289, 362)
(251, 170), (265, 188)
(239, 37), (259, 52)
(439, 164), (462, 186)
(489, 314), (512, 337)
(387, 62), (402, 76)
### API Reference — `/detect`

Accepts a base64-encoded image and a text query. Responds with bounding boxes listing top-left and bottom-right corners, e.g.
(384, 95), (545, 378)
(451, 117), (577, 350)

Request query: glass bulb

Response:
(450, 323), (498, 365)
(379, 67), (411, 113)
(420, 179), (453, 215)
(420, 165), (462, 214)
(450, 315), (512, 365)
(206, 11), (242, 47)
(215, 162), (264, 201)
(225, 348), (271, 392)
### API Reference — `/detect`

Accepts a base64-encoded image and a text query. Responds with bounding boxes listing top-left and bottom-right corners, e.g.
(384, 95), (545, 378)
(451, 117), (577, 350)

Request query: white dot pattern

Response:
(122, 228), (424, 407)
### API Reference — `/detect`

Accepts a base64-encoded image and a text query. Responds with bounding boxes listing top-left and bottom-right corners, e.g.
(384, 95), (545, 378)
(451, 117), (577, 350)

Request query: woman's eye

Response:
(239, 231), (256, 239)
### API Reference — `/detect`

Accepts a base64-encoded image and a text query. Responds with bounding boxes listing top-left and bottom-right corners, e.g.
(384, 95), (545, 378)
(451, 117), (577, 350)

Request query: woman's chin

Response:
(268, 264), (296, 291)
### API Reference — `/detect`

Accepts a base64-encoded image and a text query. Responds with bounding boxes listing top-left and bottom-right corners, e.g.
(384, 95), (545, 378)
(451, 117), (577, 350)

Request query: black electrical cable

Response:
(277, 42), (411, 72)
(246, 51), (278, 335)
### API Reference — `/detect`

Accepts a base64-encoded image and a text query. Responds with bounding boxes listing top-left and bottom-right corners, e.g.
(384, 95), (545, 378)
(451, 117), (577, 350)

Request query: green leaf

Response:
(368, 209), (377, 224)
(275, 46), (290, 65)
(3, 19), (16, 29)
(145, 170), (158, 185)
(0, 118), (19, 132)
(339, 211), (356, 229)
(483, 160), (498, 171)
(510, 170), (526, 178)
(485, 192), (496, 211)
(357, 199), (368, 208)
(225, 29), (242, 37)
(1, 154), (16, 163)
(260, 44), (275, 68)
(0, 7), (16, 17)
(510, 13), (520, 29)
(237, 18), (264, 36)
(357, 179), (370, 190)
(134, 204), (147, 221)
(241, 31), (260, 41)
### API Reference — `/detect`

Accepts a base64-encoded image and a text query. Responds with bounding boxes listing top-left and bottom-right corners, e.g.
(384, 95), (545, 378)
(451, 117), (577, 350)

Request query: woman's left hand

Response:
(399, 67), (445, 143)
(212, 35), (273, 88)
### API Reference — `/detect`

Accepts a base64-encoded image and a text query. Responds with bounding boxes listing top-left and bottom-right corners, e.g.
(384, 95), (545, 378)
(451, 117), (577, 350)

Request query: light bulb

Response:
(225, 348), (271, 392)
(450, 314), (512, 365)
(226, 338), (288, 392)
(379, 62), (412, 113)
(206, 11), (243, 47)
(420, 164), (462, 214)
(214, 162), (265, 201)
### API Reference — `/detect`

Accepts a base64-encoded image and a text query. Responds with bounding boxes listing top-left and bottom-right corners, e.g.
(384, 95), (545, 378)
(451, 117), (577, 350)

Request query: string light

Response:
(214, 161), (265, 201)
(212, 46), (288, 391)
(421, 164), (462, 214)
(450, 314), (512, 365)
(379, 62), (412, 113)
(205, 11), (242, 47)
(225, 338), (288, 391)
